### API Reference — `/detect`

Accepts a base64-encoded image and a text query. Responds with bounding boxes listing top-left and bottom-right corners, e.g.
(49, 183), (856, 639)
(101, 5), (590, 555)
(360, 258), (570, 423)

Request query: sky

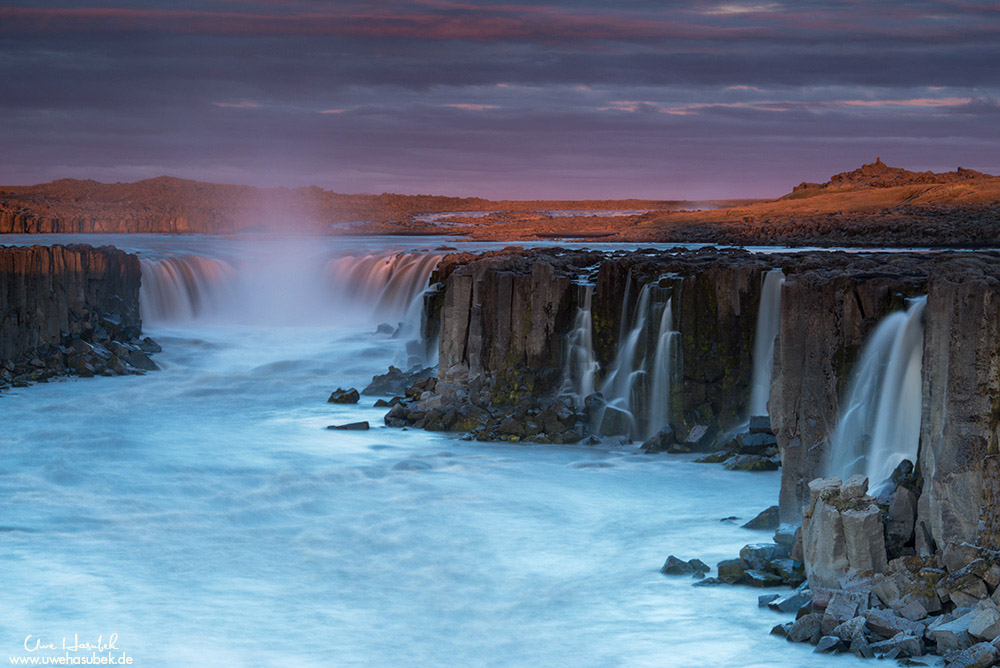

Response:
(1, 0), (998, 199)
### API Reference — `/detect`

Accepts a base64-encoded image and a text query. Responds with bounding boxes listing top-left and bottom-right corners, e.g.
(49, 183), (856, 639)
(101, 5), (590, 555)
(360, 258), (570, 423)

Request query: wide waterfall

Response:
(327, 252), (443, 317)
(596, 279), (678, 439)
(828, 296), (927, 489)
(140, 255), (238, 322)
(141, 250), (440, 325)
(748, 269), (784, 417)
(561, 284), (598, 405)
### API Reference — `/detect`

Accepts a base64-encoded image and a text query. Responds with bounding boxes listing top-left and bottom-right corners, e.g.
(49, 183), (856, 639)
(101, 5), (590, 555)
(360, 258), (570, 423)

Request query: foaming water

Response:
(0, 235), (871, 667)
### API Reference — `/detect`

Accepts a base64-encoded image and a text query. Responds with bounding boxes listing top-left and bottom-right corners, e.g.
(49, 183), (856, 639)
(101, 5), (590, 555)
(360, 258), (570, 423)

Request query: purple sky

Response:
(1, 0), (998, 199)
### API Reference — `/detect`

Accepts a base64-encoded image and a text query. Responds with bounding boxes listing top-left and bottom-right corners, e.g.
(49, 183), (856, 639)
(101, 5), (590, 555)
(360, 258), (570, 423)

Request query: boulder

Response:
(840, 474), (869, 499)
(948, 642), (999, 668)
(328, 387), (360, 404)
(739, 543), (784, 571)
(742, 506), (780, 530)
(363, 365), (434, 396)
(717, 559), (745, 584)
(660, 556), (710, 576)
(825, 590), (869, 622)
(641, 425), (676, 454)
(929, 614), (974, 652)
(832, 616), (867, 643)
(326, 421), (370, 431)
(869, 632), (923, 658)
(865, 608), (925, 640)
(744, 569), (783, 587)
(787, 613), (824, 644)
(598, 405), (632, 436)
(768, 591), (812, 614)
(813, 636), (844, 654)
(967, 601), (1000, 641)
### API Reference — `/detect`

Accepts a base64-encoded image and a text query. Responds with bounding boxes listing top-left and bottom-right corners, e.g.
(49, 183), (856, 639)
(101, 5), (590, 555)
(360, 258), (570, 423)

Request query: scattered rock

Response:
(814, 635), (845, 654)
(328, 388), (360, 404)
(742, 506), (780, 530)
(660, 555), (711, 576)
(327, 421), (369, 430)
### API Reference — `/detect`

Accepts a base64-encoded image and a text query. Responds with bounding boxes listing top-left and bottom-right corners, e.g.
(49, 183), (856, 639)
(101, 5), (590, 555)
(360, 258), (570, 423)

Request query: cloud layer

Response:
(0, 0), (997, 198)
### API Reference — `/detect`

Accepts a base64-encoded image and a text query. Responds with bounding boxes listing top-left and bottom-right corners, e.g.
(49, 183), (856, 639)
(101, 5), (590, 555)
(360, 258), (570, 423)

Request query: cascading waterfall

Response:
(828, 296), (927, 490)
(561, 284), (599, 405)
(748, 269), (785, 417)
(327, 252), (443, 317)
(141, 250), (442, 365)
(140, 255), (238, 322)
(596, 280), (678, 438)
(646, 297), (679, 439)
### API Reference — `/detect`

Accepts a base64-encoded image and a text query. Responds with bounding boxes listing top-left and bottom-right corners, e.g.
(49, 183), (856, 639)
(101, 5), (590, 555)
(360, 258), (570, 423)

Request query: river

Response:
(0, 234), (868, 666)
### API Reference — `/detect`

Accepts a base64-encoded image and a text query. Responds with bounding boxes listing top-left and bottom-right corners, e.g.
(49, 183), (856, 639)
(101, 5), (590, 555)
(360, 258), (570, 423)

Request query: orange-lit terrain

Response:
(2, 159), (998, 246)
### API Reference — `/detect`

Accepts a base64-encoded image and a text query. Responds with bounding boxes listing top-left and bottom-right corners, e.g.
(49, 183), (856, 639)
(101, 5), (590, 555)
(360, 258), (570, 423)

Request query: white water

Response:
(561, 284), (599, 405)
(828, 297), (927, 489)
(647, 298), (679, 439)
(748, 270), (784, 418)
(597, 281), (679, 439)
(0, 235), (870, 668)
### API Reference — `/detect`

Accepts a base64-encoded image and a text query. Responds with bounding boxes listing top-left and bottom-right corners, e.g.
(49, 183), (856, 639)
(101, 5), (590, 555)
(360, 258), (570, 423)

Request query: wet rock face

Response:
(0, 244), (153, 389)
(771, 270), (924, 522)
(920, 277), (1000, 550)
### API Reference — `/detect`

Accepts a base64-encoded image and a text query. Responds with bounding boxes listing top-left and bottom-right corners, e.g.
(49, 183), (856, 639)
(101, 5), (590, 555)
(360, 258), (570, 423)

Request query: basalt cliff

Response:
(0, 244), (158, 390)
(377, 246), (1000, 664)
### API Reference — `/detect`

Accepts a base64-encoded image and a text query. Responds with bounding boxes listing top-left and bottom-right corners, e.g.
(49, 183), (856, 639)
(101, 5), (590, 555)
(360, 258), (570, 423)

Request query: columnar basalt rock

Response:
(0, 244), (154, 388)
(919, 276), (1000, 550)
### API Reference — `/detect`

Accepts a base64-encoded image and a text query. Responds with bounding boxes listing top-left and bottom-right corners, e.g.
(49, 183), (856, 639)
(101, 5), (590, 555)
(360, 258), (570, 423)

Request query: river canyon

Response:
(4, 232), (1000, 667)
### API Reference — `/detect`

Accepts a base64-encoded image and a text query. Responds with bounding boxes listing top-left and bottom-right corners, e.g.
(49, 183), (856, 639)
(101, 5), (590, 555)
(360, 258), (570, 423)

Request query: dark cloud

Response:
(0, 0), (996, 197)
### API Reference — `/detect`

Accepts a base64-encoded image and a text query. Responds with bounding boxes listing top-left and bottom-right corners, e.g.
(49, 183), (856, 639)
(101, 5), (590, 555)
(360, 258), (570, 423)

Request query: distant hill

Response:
(790, 157), (992, 193)
(0, 176), (691, 234)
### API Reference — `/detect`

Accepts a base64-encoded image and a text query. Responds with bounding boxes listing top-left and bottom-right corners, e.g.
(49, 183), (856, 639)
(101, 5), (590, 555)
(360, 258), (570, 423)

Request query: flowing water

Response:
(0, 235), (870, 667)
(828, 297), (927, 489)
(748, 270), (784, 418)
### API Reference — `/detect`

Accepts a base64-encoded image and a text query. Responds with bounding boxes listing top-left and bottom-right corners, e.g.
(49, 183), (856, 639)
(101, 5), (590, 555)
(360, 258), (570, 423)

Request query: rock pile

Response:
(684, 416), (781, 471)
(382, 375), (588, 443)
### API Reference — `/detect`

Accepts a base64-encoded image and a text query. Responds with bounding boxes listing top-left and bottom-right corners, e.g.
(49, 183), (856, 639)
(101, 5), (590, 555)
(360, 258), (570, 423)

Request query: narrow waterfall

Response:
(140, 255), (238, 322)
(596, 280), (677, 438)
(748, 269), (785, 417)
(828, 296), (927, 489)
(561, 284), (599, 405)
(646, 297), (679, 439)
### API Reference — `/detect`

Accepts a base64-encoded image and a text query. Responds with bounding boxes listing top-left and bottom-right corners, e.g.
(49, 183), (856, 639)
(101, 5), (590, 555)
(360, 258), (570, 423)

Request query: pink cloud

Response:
(442, 104), (499, 111)
(212, 100), (261, 108)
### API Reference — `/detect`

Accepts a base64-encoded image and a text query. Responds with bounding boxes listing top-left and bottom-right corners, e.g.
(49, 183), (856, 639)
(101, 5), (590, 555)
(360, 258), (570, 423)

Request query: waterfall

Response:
(596, 280), (678, 438)
(140, 255), (238, 323)
(748, 269), (785, 417)
(647, 297), (679, 439)
(828, 296), (927, 490)
(141, 250), (441, 335)
(561, 284), (599, 405)
(327, 252), (442, 317)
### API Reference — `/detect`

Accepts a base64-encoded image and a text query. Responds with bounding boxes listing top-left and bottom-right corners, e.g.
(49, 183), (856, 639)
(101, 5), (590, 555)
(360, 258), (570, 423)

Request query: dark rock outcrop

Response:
(0, 244), (154, 389)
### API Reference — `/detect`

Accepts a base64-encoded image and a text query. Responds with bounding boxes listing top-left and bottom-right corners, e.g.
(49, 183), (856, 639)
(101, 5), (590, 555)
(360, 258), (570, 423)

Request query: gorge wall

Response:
(395, 247), (1000, 560)
(0, 244), (156, 388)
